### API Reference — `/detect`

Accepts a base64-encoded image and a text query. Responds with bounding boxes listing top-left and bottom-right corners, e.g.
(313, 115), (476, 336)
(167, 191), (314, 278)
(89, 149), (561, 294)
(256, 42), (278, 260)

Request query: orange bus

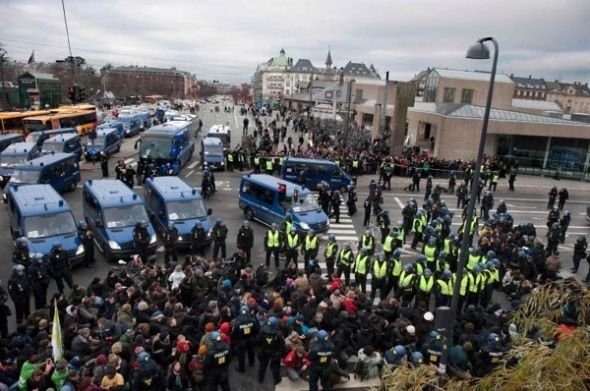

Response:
(0, 111), (52, 134)
(22, 110), (98, 135)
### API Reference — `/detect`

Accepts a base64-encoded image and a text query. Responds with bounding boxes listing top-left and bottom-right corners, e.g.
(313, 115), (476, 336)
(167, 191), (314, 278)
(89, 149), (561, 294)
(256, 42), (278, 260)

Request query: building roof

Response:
(410, 101), (588, 126)
(325, 50), (333, 67)
(269, 49), (290, 69)
(292, 59), (315, 72)
(433, 68), (513, 84)
(549, 82), (590, 97)
(343, 62), (379, 78)
(311, 81), (348, 103)
(19, 71), (58, 81)
(511, 99), (562, 112)
(510, 75), (547, 90)
(110, 66), (183, 75)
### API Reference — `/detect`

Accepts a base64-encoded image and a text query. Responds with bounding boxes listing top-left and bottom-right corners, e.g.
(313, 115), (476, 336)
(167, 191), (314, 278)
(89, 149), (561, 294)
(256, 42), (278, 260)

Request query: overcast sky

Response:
(2, 0), (589, 84)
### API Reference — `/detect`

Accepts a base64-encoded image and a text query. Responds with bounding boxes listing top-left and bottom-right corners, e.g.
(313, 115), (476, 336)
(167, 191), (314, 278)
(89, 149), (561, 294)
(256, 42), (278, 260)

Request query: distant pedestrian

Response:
(558, 188), (569, 210)
(100, 152), (109, 177)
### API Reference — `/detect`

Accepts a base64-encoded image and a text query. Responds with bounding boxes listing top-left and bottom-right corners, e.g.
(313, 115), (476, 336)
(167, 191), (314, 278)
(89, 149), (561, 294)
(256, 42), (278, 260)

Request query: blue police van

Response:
(143, 176), (213, 248)
(200, 137), (225, 170)
(84, 127), (122, 161)
(83, 179), (157, 261)
(8, 152), (81, 194)
(135, 110), (152, 131)
(6, 184), (85, 264)
(238, 174), (329, 233)
(281, 157), (352, 191)
(0, 134), (24, 153)
(135, 121), (195, 176)
(0, 142), (40, 188)
(41, 133), (83, 161)
(25, 128), (76, 147)
(118, 113), (141, 137)
(97, 121), (125, 139)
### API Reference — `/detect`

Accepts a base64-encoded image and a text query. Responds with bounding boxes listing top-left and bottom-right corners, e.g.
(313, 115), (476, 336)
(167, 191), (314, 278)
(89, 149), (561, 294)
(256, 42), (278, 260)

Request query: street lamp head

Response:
(466, 41), (490, 60)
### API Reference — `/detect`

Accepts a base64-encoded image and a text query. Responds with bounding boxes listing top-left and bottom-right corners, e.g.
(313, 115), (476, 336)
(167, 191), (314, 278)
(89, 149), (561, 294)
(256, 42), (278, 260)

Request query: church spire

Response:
(325, 46), (333, 69)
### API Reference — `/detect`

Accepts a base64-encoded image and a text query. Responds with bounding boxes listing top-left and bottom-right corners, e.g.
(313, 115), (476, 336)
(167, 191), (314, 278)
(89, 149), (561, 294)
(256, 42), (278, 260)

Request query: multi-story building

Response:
(510, 75), (548, 100)
(103, 66), (196, 99)
(546, 81), (590, 114)
(406, 68), (590, 172)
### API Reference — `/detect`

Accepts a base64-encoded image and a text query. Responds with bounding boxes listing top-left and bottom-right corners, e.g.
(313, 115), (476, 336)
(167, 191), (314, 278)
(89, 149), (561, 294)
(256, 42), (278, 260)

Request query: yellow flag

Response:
(51, 300), (63, 362)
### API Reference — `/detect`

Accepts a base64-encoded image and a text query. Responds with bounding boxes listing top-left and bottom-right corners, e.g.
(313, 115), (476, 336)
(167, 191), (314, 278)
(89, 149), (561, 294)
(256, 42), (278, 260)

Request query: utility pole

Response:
(0, 48), (8, 109)
(343, 79), (355, 149)
(379, 71), (389, 156)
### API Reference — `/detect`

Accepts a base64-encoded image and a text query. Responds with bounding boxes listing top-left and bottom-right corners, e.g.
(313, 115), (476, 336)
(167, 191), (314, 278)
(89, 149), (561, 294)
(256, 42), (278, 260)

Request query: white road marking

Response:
(188, 161), (199, 169)
(327, 224), (355, 228)
(185, 170), (194, 178)
(327, 229), (357, 234)
(321, 235), (359, 241)
(394, 197), (404, 209)
(124, 158), (135, 164)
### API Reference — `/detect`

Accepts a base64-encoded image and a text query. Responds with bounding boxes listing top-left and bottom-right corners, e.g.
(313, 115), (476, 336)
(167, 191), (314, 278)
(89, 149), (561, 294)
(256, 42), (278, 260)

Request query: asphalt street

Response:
(0, 101), (589, 390)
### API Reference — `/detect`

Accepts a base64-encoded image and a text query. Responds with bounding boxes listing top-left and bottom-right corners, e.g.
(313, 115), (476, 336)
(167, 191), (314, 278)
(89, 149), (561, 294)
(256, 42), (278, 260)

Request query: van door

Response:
(330, 166), (344, 189)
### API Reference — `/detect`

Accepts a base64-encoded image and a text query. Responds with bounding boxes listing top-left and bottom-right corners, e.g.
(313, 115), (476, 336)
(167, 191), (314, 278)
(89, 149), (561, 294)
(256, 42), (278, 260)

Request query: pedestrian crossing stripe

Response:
(124, 158), (135, 165)
(321, 235), (359, 241)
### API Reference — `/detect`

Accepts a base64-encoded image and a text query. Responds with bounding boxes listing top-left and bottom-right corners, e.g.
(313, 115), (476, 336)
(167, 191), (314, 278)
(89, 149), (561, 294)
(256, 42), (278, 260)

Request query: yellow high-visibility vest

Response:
(418, 275), (434, 293)
(361, 235), (374, 250)
(338, 249), (353, 265)
(265, 160), (273, 170)
(437, 279), (452, 296)
(391, 258), (402, 277)
(286, 233), (299, 249)
(383, 236), (394, 252)
(305, 235), (318, 250)
(373, 260), (388, 279)
(354, 254), (369, 275)
(266, 230), (280, 248)
(325, 242), (337, 258)
(424, 245), (437, 263)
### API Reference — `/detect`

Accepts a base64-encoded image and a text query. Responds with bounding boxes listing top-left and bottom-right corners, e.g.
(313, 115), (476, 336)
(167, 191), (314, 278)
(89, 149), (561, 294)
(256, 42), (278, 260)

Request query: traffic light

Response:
(68, 86), (76, 103)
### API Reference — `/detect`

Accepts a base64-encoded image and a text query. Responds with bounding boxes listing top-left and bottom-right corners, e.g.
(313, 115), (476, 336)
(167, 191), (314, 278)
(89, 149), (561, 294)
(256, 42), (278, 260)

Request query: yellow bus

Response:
(0, 111), (52, 134)
(22, 110), (98, 135)
(50, 104), (96, 113)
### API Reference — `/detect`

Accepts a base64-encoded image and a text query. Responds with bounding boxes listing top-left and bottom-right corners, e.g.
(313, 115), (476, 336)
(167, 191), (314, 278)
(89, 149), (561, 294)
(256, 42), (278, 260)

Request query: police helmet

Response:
(360, 248), (368, 254)
(16, 237), (28, 247)
(291, 226), (297, 233)
(79, 221), (88, 230)
(473, 265), (482, 273)
(393, 345), (406, 357)
(393, 249), (402, 258)
(365, 229), (371, 235)
(428, 237), (436, 246)
(243, 220), (249, 227)
(430, 330), (441, 340)
(404, 263), (414, 271)
(411, 351), (424, 365)
(389, 230), (396, 237)
(424, 268), (432, 277)
(417, 254), (427, 263)
(14, 264), (25, 273)
(378, 251), (386, 259)
(382, 209), (389, 214)
(216, 218), (222, 224)
(168, 222), (175, 230)
(551, 222), (560, 230)
(268, 316), (279, 329)
(499, 199), (505, 205)
(565, 210), (570, 216)
(472, 247), (481, 256)
(431, 220), (439, 227)
(487, 250), (496, 259)
(52, 241), (63, 249)
(344, 243), (351, 249)
(210, 331), (221, 342)
(240, 306), (249, 315)
(318, 330), (329, 341)
(442, 269), (452, 278)
(271, 223), (277, 229)
(487, 333), (500, 344)
(308, 229), (315, 235)
(137, 352), (150, 363)
(443, 215), (452, 224)
(578, 235), (587, 242)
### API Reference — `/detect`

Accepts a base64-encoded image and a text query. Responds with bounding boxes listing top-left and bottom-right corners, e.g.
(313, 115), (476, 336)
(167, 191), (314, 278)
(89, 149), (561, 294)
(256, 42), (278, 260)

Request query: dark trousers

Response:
(411, 232), (422, 249)
(363, 209), (371, 226)
(309, 366), (331, 391)
(206, 369), (230, 391)
(285, 249), (298, 268)
(12, 297), (30, 324)
(0, 315), (7, 338)
(164, 245), (178, 265)
(33, 285), (48, 309)
(304, 250), (317, 264)
(371, 278), (386, 300)
(54, 270), (73, 293)
(337, 265), (351, 286)
(573, 254), (584, 272)
(266, 248), (279, 268)
(83, 246), (94, 266)
(236, 341), (255, 372)
(192, 243), (206, 257)
(355, 273), (367, 293)
(380, 228), (390, 244)
(325, 257), (335, 277)
(435, 295), (450, 308)
(258, 355), (280, 384)
(213, 241), (226, 259)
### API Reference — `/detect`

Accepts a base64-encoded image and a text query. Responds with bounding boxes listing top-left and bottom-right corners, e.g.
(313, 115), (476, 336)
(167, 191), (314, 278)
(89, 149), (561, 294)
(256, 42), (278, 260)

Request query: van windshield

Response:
(89, 136), (107, 147)
(103, 204), (149, 228)
(167, 199), (207, 220)
(42, 143), (64, 153)
(24, 212), (76, 238)
(291, 194), (321, 213)
(1, 155), (28, 166)
(140, 136), (172, 159)
(10, 169), (41, 184)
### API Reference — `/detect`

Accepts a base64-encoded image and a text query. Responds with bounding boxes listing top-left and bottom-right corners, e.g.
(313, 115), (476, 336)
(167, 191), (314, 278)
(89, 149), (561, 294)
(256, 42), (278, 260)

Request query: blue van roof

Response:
(146, 176), (201, 201)
(28, 128), (76, 136)
(97, 121), (122, 128)
(84, 179), (142, 207)
(145, 122), (189, 136)
(96, 127), (118, 137)
(284, 157), (337, 166)
(8, 184), (71, 217)
(0, 134), (24, 143)
(16, 152), (75, 170)
(43, 133), (79, 144)
(2, 142), (37, 155)
(202, 137), (223, 146)
(241, 174), (311, 196)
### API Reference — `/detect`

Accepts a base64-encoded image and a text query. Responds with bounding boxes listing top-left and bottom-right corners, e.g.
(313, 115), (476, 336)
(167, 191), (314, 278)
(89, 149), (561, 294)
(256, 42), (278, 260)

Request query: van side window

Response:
(84, 191), (97, 209)
(260, 188), (274, 205)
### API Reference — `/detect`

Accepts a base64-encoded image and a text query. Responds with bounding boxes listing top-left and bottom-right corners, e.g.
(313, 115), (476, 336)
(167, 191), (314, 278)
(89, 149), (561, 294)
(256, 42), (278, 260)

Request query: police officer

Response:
(8, 264), (31, 324)
(49, 242), (73, 294)
(133, 220), (151, 263)
(191, 222), (207, 257)
(236, 221), (254, 263)
(303, 229), (319, 266)
(547, 222), (561, 256)
(377, 209), (390, 244)
(331, 190), (341, 223)
(559, 210), (571, 244)
(323, 234), (338, 277)
(371, 252), (388, 301)
(133, 351), (165, 391)
(411, 211), (425, 250)
(285, 226), (301, 268)
(435, 269), (453, 307)
(12, 237), (31, 267)
(363, 197), (372, 227)
(204, 331), (231, 391)
(124, 163), (136, 188)
(114, 159), (126, 181)
(308, 330), (334, 391)
(232, 306), (259, 373)
(386, 249), (403, 298)
(398, 263), (416, 306)
(211, 219), (228, 260)
(78, 221), (93, 268)
(572, 235), (588, 273)
(358, 229), (376, 256)
(421, 331), (443, 366)
(416, 268), (435, 307)
(281, 213), (294, 239)
(264, 223), (281, 269)
(257, 316), (285, 385)
(27, 253), (50, 310)
(402, 200), (416, 238)
(336, 243), (354, 286)
(163, 222), (179, 266)
(353, 248), (370, 293)
(477, 333), (505, 377)
(100, 151), (109, 178)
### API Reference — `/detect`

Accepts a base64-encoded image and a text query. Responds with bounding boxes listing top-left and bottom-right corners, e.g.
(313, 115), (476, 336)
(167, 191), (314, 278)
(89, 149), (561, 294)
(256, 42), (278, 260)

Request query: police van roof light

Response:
(58, 200), (64, 207)
(132, 194), (138, 200)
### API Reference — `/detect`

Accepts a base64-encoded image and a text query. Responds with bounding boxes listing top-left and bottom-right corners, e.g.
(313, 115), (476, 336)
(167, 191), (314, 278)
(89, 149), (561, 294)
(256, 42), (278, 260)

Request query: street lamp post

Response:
(343, 79), (355, 149)
(439, 37), (499, 376)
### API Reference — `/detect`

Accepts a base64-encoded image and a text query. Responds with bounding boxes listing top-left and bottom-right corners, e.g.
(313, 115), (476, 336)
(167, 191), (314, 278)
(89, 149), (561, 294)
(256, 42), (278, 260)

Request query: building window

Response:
(517, 90), (521, 96)
(461, 88), (474, 104)
(355, 89), (363, 101)
(443, 87), (456, 103)
(423, 72), (439, 102)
